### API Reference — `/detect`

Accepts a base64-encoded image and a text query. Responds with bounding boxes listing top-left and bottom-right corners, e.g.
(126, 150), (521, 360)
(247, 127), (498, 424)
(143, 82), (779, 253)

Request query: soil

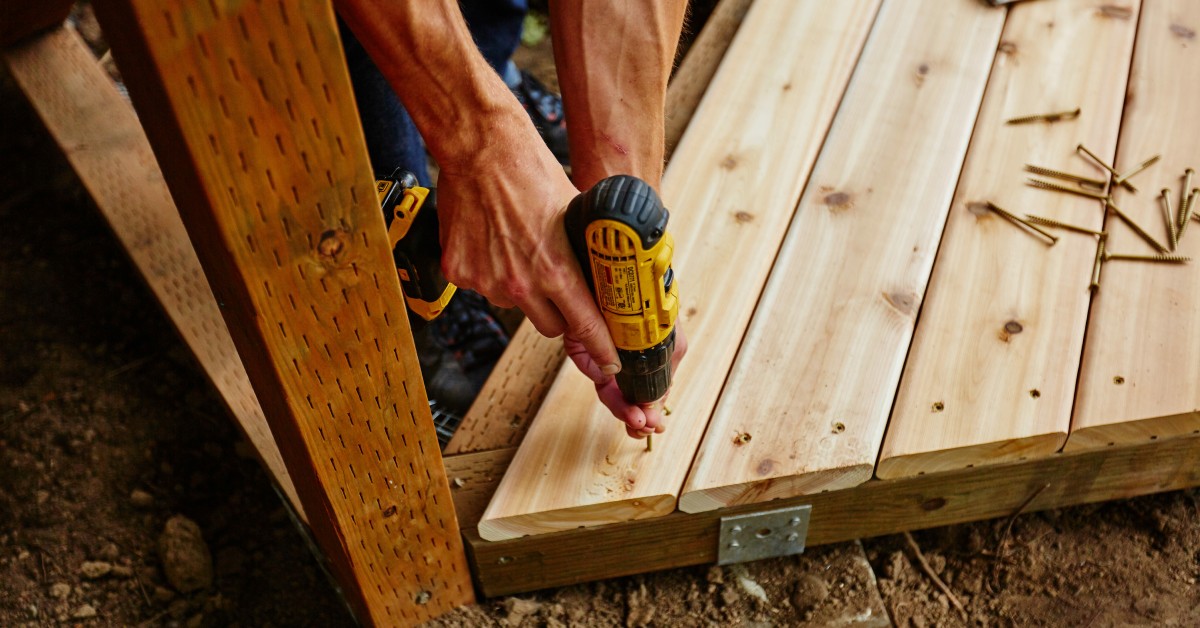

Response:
(3, 9), (1200, 628)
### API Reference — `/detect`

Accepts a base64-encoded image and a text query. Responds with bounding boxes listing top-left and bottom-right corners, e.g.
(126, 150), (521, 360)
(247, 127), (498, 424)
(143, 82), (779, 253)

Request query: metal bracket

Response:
(717, 505), (812, 565)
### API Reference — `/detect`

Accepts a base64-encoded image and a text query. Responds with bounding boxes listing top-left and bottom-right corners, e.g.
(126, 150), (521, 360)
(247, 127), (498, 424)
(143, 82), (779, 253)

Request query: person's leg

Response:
(459, 0), (569, 164)
(457, 0), (528, 78)
(337, 18), (431, 185)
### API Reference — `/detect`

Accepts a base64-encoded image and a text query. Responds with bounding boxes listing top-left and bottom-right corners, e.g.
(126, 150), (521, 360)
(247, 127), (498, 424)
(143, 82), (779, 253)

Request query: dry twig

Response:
(996, 483), (1051, 556)
(902, 530), (966, 616)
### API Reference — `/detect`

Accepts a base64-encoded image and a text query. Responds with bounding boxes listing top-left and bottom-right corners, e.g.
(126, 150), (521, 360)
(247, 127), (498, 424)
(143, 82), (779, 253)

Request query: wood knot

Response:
(831, 421), (846, 434)
(782, 82), (793, 92)
(914, 63), (930, 87)
(719, 154), (739, 170)
(1004, 321), (1023, 334)
(733, 432), (752, 446)
(932, 401), (945, 413)
(997, 41), (1018, 56)
(317, 229), (347, 258)
(921, 497), (947, 511)
(882, 291), (916, 316)
(966, 201), (990, 216)
(1097, 5), (1133, 20)
(1171, 23), (1196, 40)
(733, 211), (755, 224)
(686, 307), (698, 317)
(824, 191), (853, 212)
(756, 459), (776, 476)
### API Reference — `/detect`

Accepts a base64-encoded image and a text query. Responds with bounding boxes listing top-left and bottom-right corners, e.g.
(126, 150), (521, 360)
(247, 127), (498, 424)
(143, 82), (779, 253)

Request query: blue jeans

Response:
(339, 1), (528, 186)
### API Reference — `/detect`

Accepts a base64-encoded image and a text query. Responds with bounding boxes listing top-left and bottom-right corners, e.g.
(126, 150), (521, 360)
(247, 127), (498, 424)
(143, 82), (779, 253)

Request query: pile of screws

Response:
(986, 110), (1195, 291)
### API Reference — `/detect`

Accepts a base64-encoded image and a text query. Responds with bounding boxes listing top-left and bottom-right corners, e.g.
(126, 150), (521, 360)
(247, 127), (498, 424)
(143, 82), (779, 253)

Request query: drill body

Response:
(376, 169), (456, 321)
(565, 175), (679, 404)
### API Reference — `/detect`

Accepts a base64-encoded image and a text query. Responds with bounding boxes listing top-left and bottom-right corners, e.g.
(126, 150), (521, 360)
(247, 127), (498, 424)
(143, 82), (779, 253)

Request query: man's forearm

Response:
(549, 0), (689, 190)
(335, 0), (530, 173)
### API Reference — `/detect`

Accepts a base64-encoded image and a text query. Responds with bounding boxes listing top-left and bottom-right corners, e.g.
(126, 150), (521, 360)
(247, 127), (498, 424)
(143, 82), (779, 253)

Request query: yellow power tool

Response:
(376, 169), (456, 321)
(565, 175), (679, 404)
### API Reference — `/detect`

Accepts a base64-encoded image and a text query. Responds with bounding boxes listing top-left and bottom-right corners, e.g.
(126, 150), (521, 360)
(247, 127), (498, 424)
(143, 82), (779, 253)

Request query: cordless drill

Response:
(376, 169), (456, 321)
(564, 175), (679, 406)
(380, 170), (680, 412)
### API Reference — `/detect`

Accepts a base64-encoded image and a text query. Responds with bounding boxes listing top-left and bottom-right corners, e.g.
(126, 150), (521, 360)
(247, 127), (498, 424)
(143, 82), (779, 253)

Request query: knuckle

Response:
(504, 277), (532, 301)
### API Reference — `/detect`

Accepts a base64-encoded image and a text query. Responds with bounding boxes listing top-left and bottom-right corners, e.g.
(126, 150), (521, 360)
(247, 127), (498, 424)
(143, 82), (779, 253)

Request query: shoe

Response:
(511, 70), (570, 165)
(410, 290), (510, 448)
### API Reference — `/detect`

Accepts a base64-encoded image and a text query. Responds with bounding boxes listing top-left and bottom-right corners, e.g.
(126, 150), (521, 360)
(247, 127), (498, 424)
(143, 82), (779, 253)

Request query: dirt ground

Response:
(3, 9), (1200, 628)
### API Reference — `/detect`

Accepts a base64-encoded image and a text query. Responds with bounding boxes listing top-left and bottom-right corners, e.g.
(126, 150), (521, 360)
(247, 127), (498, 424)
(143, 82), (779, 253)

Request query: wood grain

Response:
(1068, 1), (1200, 451)
(877, 0), (1141, 479)
(664, 0), (755, 158)
(91, 1), (472, 622)
(679, 0), (1005, 513)
(4, 26), (304, 518)
(467, 433), (1200, 596)
(478, 0), (884, 541)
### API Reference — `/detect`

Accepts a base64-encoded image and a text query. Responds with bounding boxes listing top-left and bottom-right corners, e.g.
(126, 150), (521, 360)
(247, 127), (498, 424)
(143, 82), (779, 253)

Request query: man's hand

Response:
(435, 128), (623, 381)
(566, 324), (688, 438)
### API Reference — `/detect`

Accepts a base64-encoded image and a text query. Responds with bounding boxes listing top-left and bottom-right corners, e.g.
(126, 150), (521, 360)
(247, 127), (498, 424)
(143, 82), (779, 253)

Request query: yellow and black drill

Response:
(565, 175), (679, 406)
(380, 170), (679, 415)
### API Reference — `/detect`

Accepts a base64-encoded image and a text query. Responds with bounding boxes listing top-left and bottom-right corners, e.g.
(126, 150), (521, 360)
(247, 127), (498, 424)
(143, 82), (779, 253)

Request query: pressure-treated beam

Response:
(878, 0), (1141, 479)
(456, 432), (1200, 597)
(680, 0), (1005, 512)
(478, 0), (885, 541)
(90, 1), (472, 623)
(1069, 1), (1200, 451)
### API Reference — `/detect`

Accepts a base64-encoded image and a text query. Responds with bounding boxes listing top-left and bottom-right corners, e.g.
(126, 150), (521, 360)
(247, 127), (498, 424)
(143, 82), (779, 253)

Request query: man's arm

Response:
(335, 1), (671, 436)
(549, 0), (690, 191)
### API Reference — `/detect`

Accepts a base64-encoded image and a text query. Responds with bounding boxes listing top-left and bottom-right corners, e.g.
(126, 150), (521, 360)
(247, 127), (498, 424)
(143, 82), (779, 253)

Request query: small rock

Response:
(49, 582), (71, 599)
(153, 586), (176, 603)
(72, 604), (97, 619)
(158, 515), (213, 593)
(503, 597), (540, 626)
(791, 574), (830, 613)
(110, 564), (134, 578)
(80, 561), (112, 579)
(130, 489), (154, 509)
(707, 566), (725, 584)
(35, 490), (49, 505)
(721, 585), (739, 607)
(98, 543), (120, 561)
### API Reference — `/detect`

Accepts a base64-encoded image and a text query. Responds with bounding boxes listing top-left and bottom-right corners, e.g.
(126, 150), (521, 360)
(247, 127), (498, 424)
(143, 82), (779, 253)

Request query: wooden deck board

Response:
(679, 0), (1005, 513)
(877, 0), (1141, 479)
(1068, 1), (1200, 451)
(478, 0), (884, 541)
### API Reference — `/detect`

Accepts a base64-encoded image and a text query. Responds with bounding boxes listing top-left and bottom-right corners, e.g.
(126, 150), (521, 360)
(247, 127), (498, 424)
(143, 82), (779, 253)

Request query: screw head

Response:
(729, 540), (740, 549)
(787, 533), (800, 542)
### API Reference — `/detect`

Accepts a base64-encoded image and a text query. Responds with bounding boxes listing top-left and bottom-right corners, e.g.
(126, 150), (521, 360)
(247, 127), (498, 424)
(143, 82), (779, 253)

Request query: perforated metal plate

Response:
(717, 505), (812, 565)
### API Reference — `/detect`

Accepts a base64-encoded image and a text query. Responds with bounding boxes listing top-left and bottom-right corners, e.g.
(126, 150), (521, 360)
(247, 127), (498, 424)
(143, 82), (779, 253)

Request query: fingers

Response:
(518, 297), (567, 338)
(594, 378), (665, 439)
(552, 279), (621, 376)
(564, 335), (608, 385)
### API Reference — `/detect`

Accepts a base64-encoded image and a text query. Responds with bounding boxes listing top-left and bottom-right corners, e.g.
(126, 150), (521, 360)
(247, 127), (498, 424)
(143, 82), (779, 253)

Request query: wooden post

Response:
(90, 1), (473, 623)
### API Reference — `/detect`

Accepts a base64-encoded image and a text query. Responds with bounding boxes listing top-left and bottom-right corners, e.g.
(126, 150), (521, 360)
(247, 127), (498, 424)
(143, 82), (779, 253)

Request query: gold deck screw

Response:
(1077, 144), (1137, 193)
(1103, 252), (1191, 263)
(1161, 189), (1179, 251)
(1089, 234), (1106, 292)
(1024, 165), (1107, 190)
(1027, 178), (1110, 200)
(1182, 169), (1195, 229)
(1023, 214), (1105, 236)
(646, 434), (652, 452)
(1113, 154), (1161, 187)
(1180, 186), (1198, 240)
(1006, 107), (1081, 125)
(986, 202), (1058, 245)
(1106, 199), (1170, 254)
